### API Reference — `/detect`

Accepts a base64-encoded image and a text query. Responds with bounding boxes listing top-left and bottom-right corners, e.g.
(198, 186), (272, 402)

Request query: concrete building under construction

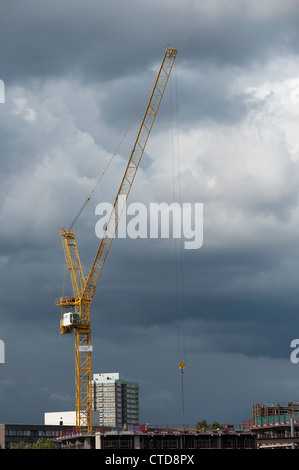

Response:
(252, 401), (299, 426)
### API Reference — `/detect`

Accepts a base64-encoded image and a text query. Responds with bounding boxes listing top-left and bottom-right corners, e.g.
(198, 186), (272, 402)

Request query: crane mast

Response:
(56, 46), (178, 433)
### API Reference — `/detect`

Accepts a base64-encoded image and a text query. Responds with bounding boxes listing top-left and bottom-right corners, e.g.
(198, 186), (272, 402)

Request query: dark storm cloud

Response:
(85, 232), (299, 361)
(1, 0), (299, 84)
(2, 0), (299, 427)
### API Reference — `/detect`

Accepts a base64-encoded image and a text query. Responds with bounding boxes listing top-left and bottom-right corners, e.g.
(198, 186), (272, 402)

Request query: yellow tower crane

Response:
(56, 46), (178, 434)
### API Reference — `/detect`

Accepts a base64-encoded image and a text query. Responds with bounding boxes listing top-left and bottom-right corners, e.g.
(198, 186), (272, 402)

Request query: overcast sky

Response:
(2, 0), (299, 428)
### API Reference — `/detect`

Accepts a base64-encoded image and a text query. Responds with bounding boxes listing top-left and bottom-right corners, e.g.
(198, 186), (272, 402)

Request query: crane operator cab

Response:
(62, 312), (81, 327)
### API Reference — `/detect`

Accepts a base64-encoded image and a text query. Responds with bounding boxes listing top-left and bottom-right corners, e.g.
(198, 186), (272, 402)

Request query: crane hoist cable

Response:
(68, 78), (156, 231)
(170, 63), (186, 416)
(179, 362), (186, 415)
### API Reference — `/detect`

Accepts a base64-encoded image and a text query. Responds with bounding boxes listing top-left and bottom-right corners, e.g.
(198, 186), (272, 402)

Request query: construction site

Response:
(48, 47), (299, 451)
(4, 2), (299, 459)
(0, 46), (298, 453)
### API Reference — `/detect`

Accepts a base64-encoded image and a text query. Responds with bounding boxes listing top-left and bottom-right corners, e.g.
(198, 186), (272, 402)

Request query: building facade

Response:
(252, 401), (299, 426)
(92, 372), (139, 428)
(0, 423), (74, 449)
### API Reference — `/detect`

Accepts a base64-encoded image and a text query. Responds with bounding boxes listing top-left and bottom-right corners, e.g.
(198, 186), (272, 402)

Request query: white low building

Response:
(44, 410), (100, 427)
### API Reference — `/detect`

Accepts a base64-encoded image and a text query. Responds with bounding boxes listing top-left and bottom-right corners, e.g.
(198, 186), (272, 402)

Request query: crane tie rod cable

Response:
(68, 79), (155, 231)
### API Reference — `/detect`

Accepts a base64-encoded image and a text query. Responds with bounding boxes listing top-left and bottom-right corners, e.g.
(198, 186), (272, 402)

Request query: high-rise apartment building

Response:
(92, 373), (139, 427)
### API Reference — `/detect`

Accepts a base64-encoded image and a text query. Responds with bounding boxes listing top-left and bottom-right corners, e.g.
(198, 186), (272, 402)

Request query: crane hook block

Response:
(178, 362), (186, 370)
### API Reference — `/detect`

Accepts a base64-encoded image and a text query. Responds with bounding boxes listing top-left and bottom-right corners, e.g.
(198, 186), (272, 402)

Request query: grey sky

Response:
(1, 0), (299, 427)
